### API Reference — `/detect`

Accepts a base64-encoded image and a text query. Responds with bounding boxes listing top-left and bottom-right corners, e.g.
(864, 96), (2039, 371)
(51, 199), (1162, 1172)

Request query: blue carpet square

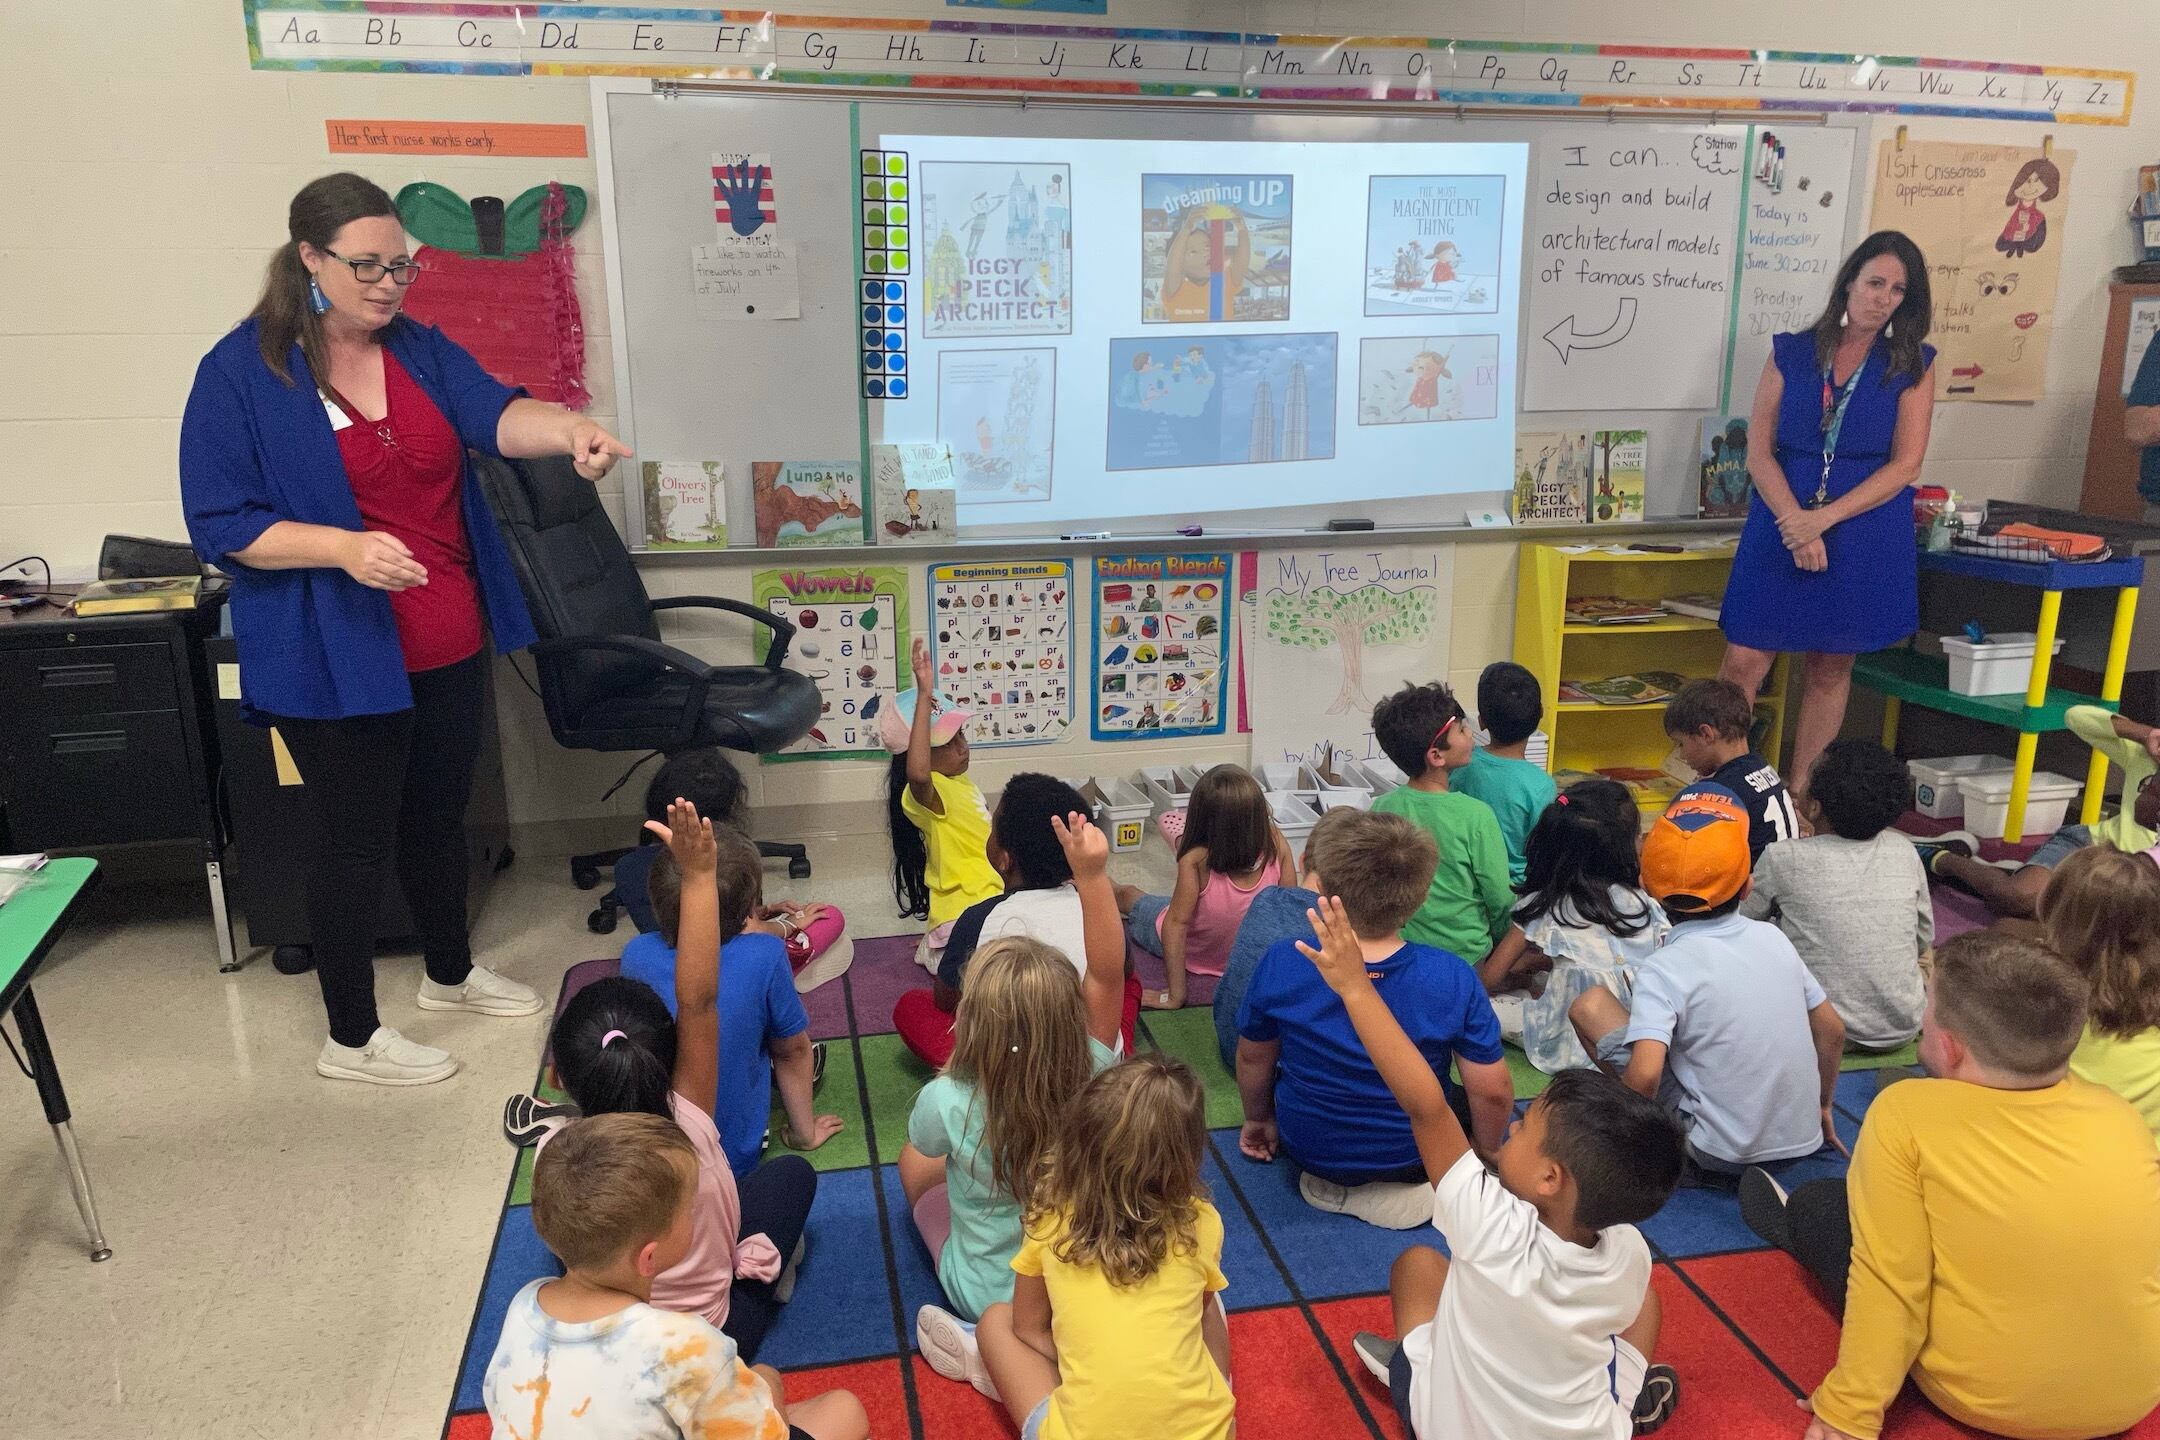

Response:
(882, 1165), (954, 1325)
(759, 1167), (905, 1368)
(1209, 1131), (1438, 1304)
(454, 1205), (561, 1412)
(1639, 1108), (1859, 1260)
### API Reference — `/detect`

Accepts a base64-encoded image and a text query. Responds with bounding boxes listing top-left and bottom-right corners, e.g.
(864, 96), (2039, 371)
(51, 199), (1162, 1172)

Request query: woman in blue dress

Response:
(1720, 230), (1937, 804)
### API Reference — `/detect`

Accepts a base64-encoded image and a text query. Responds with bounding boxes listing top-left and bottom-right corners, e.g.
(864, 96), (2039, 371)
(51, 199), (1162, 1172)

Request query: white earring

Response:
(1839, 310), (1850, 328)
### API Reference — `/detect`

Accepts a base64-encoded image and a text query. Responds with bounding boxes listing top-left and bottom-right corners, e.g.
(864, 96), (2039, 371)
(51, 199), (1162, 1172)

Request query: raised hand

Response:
(910, 635), (935, 691)
(718, 160), (770, 238)
(1295, 895), (1372, 997)
(342, 530), (428, 591)
(644, 797), (717, 877)
(1050, 810), (1108, 884)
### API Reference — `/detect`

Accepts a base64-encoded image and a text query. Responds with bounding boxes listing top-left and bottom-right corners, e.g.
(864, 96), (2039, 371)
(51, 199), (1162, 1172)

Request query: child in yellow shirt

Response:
(2041, 845), (2160, 1142)
(1739, 932), (2160, 1440)
(884, 637), (1003, 971)
(976, 1054), (1234, 1440)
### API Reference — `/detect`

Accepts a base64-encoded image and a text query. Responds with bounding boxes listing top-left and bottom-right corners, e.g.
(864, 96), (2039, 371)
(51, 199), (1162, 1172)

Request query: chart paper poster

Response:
(1365, 175), (1507, 316)
(1357, 335), (1501, 425)
(938, 349), (1055, 503)
(1107, 333), (1336, 471)
(922, 161), (1071, 337)
(930, 559), (1075, 746)
(1870, 139), (2075, 404)
(1092, 553), (1231, 741)
(1248, 546), (1452, 771)
(1141, 173), (1293, 324)
(751, 461), (865, 547)
(639, 461), (727, 549)
(752, 566), (909, 760)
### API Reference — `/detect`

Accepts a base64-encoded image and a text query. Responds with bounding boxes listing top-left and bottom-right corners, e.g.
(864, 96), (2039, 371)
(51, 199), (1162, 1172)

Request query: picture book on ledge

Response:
(1511, 430), (1590, 525)
(1589, 430), (1646, 524)
(869, 443), (958, 545)
(1698, 417), (1751, 519)
(752, 461), (865, 548)
(640, 461), (728, 550)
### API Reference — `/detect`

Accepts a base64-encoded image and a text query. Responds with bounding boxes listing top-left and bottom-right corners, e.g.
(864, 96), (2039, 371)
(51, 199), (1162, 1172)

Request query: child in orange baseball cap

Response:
(1568, 786), (1850, 1179)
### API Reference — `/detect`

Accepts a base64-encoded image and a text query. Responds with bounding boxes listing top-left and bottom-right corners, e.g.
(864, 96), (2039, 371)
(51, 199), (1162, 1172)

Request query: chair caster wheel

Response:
(572, 865), (601, 891)
(587, 907), (619, 935)
(496, 845), (516, 873)
(272, 945), (315, 975)
(788, 858), (812, 880)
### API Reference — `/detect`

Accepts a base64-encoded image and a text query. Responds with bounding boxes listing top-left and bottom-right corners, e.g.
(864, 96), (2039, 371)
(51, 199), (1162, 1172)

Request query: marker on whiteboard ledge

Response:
(1326, 518), (1375, 532)
(1061, 530), (1112, 541)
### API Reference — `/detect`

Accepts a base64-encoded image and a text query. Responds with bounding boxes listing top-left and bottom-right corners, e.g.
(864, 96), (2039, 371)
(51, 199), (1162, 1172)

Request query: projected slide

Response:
(877, 136), (1527, 529)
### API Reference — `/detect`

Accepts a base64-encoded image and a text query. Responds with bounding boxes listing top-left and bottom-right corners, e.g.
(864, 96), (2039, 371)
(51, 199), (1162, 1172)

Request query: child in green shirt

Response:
(1451, 661), (1558, 886)
(1370, 681), (1515, 963)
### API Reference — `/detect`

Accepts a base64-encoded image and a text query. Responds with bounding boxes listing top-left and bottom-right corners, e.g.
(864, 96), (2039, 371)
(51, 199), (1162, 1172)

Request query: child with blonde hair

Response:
(483, 1110), (867, 1440)
(978, 1053), (1235, 1440)
(903, 814), (1129, 1398)
(2040, 845), (2160, 1140)
(1122, 763), (1299, 1009)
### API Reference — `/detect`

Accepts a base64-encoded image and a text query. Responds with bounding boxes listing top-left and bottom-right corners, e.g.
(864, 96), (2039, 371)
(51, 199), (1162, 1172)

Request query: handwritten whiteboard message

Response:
(1727, 126), (1857, 408)
(692, 244), (801, 319)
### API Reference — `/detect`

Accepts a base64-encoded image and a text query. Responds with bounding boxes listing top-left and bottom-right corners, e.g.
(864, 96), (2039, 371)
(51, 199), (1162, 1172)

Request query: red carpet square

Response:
(1678, 1249), (1840, 1392)
(911, 1354), (1010, 1437)
(1646, 1266), (1812, 1439)
(1226, 1304), (1386, 1439)
(1310, 1293), (1411, 1439)
(780, 1356), (910, 1437)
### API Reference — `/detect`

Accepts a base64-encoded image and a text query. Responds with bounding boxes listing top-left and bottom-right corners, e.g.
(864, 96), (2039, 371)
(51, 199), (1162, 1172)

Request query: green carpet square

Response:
(857, 1031), (937, 1165)
(1840, 1040), (1919, 1072)
(1138, 1008), (1243, 1129)
(772, 1038), (874, 1173)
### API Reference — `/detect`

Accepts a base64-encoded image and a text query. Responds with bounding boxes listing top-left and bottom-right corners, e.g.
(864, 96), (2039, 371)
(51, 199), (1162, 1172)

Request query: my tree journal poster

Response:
(751, 566), (909, 760)
(1091, 553), (1232, 741)
(1246, 546), (1451, 770)
(929, 560), (1076, 747)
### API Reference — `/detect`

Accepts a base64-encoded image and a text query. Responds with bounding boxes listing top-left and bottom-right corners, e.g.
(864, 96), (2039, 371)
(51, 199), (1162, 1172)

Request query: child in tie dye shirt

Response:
(485, 1111), (867, 1440)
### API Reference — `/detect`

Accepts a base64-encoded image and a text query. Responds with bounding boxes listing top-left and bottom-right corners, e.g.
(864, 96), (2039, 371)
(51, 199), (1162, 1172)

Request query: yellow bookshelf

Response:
(1513, 540), (1787, 807)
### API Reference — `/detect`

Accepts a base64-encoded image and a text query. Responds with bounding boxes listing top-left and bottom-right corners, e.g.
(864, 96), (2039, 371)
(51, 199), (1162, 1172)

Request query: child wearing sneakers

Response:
(1452, 661), (1559, 886)
(1370, 681), (1516, 964)
(1570, 787), (1849, 1178)
(1662, 679), (1798, 859)
(1300, 896), (1687, 1439)
(885, 637), (1004, 969)
(485, 1110), (869, 1440)
(1742, 740), (1930, 1051)
(1919, 704), (2160, 920)
(1741, 933), (2160, 1440)
(1237, 810), (1515, 1228)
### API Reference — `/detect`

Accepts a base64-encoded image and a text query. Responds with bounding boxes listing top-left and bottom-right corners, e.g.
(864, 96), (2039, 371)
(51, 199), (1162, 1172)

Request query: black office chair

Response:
(474, 452), (822, 920)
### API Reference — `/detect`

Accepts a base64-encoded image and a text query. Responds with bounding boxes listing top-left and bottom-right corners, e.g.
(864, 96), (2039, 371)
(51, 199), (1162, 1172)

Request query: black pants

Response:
(1294, 1084), (1478, 1188)
(1782, 1177), (1856, 1310)
(273, 651), (487, 1048)
(723, 1154), (819, 1363)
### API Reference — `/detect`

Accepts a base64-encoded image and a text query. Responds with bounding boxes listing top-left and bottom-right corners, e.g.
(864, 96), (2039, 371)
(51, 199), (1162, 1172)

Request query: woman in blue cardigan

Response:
(181, 174), (631, 1086)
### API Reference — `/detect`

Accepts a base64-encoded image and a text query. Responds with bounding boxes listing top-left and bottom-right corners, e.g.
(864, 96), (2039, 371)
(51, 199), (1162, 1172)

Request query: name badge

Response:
(320, 392), (352, 432)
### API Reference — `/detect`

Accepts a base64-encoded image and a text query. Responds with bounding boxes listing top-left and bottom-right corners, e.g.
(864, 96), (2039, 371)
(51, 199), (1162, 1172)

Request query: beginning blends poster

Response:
(1106, 333), (1337, 470)
(930, 559), (1075, 746)
(1357, 335), (1502, 425)
(1141, 174), (1293, 324)
(751, 566), (909, 760)
(1092, 553), (1231, 740)
(938, 348), (1056, 503)
(922, 161), (1072, 337)
(1365, 175), (1506, 317)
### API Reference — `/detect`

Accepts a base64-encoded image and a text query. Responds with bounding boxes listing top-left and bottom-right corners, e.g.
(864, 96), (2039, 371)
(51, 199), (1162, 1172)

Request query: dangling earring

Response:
(1839, 309), (1850, 328)
(308, 275), (331, 316)
(1884, 317), (1895, 338)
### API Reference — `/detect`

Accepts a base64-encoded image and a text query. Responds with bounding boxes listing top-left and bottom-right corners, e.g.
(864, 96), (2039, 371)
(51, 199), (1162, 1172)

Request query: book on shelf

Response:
(1660, 592), (1725, 621)
(1565, 595), (1667, 625)
(1697, 416), (1751, 519)
(1560, 672), (1683, 706)
(1596, 766), (1685, 804)
(1510, 430), (1591, 525)
(70, 576), (202, 615)
(1589, 429), (1647, 523)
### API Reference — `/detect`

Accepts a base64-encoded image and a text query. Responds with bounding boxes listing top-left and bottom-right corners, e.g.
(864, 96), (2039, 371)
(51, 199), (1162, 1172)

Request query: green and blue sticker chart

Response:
(1090, 552), (1232, 741)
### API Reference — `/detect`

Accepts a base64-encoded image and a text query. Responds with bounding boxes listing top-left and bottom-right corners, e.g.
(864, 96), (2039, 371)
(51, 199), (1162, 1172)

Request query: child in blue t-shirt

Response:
(622, 828), (843, 1176)
(1236, 809), (1514, 1230)
(1451, 662), (1558, 886)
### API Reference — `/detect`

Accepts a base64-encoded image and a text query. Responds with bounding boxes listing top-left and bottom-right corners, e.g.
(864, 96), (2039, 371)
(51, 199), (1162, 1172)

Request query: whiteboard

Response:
(593, 82), (1865, 538)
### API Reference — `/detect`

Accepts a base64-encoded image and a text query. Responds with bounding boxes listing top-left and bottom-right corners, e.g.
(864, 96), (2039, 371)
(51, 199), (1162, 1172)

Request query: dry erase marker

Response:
(1061, 531), (1111, 540)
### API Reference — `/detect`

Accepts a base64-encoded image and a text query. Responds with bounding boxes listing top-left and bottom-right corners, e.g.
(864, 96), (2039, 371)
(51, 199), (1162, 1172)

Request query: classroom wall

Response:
(4, 1), (2155, 854)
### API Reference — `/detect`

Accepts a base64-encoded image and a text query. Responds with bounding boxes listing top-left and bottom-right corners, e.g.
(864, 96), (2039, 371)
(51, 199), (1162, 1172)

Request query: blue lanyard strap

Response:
(1814, 356), (1866, 506)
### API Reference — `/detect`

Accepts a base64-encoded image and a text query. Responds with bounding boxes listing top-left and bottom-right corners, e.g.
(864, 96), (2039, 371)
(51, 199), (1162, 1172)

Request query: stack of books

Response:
(1565, 595), (1666, 625)
(1556, 671), (1689, 707)
(70, 576), (203, 615)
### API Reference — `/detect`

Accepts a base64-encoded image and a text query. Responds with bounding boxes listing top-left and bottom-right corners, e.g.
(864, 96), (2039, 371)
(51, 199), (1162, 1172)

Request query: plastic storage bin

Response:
(1268, 793), (1321, 858)
(1955, 769), (2082, 840)
(1939, 633), (2066, 697)
(1908, 755), (2014, 820)
(1350, 756), (1408, 793)
(1080, 777), (1153, 853)
(1256, 762), (1323, 804)
(1136, 765), (1202, 819)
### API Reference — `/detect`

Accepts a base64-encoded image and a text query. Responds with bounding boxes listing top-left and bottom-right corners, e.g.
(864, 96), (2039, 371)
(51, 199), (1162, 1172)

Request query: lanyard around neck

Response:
(1813, 350), (1868, 506)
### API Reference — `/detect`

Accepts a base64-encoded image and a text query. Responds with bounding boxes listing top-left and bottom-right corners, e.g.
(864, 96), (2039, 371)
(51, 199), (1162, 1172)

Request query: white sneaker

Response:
(317, 1027), (459, 1086)
(1488, 992), (1528, 1046)
(1299, 1171), (1435, 1230)
(418, 966), (544, 1017)
(917, 1304), (998, 1400)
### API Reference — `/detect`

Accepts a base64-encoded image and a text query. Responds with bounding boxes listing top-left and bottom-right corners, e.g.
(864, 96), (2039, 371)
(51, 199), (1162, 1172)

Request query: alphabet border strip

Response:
(244, 3), (2134, 126)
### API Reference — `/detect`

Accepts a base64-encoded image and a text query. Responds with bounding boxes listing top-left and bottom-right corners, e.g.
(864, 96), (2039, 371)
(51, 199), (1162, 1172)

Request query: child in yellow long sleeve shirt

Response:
(1739, 933), (2160, 1440)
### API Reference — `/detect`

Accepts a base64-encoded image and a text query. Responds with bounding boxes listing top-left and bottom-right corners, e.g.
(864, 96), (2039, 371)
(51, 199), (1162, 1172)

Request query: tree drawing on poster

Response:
(1247, 547), (1453, 769)
(1869, 139), (2075, 403)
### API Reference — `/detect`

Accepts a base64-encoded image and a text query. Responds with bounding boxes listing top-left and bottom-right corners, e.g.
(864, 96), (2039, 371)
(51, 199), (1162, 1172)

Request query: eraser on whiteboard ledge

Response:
(1325, 518), (1375, 531)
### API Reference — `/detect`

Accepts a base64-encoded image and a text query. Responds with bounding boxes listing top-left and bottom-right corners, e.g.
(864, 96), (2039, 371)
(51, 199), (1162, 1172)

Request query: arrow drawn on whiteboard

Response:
(1543, 298), (1639, 364)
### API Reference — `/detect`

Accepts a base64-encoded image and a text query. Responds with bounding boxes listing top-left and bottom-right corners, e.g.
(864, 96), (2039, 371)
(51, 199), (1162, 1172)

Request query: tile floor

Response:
(1, 832), (1163, 1440)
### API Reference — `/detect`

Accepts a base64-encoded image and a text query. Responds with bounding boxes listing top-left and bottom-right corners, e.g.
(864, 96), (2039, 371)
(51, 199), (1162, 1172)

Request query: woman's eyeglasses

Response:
(322, 249), (424, 285)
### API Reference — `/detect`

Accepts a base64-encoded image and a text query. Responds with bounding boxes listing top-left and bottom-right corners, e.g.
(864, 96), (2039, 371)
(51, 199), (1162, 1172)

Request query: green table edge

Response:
(0, 857), (100, 1017)
(1852, 650), (2119, 732)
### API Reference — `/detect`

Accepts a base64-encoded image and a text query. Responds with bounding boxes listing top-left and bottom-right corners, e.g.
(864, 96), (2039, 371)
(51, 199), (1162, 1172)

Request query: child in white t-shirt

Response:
(1301, 897), (1689, 1439)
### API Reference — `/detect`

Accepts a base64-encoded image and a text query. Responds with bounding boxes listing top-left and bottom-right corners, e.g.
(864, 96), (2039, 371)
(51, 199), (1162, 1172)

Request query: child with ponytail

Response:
(545, 799), (818, 1363)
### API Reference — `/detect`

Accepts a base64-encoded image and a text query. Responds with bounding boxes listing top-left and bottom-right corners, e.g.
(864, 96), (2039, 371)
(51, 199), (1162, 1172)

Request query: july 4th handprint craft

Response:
(711, 152), (780, 252)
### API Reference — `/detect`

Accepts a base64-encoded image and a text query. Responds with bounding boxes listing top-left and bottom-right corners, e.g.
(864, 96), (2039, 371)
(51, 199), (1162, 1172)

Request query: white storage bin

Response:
(1268, 793), (1321, 859)
(1350, 755), (1408, 793)
(1955, 770), (2082, 841)
(1080, 777), (1153, 852)
(1940, 633), (2066, 697)
(1136, 765), (1196, 819)
(1907, 755), (2013, 820)
(1257, 761), (1323, 803)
